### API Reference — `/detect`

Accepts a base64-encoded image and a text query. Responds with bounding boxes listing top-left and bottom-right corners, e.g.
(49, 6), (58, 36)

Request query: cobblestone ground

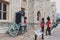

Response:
(0, 24), (60, 40)
(0, 26), (42, 40)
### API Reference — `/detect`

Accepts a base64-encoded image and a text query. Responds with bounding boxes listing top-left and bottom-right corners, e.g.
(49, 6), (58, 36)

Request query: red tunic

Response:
(47, 21), (51, 28)
(24, 19), (27, 25)
(40, 21), (45, 27)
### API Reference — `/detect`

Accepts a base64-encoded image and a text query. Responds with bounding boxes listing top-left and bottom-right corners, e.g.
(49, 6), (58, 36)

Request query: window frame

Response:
(0, 1), (9, 22)
(0, 3), (7, 20)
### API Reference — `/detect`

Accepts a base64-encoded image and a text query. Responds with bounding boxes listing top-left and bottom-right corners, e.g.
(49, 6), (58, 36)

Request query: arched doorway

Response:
(37, 11), (41, 21)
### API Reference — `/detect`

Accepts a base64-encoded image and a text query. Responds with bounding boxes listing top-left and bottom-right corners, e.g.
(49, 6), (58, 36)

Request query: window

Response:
(52, 15), (54, 22)
(52, 11), (54, 13)
(47, 0), (50, 1)
(0, 3), (7, 20)
(37, 11), (40, 21)
(0, 3), (2, 10)
(53, 15), (54, 17)
(51, 5), (55, 7)
(23, 0), (26, 2)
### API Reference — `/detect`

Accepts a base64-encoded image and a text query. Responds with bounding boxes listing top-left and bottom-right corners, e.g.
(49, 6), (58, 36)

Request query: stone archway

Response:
(37, 11), (41, 21)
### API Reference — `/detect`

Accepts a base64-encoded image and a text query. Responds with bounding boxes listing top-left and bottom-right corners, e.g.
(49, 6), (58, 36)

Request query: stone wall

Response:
(27, 0), (34, 23)
(0, 0), (21, 33)
(0, 0), (21, 24)
(51, 2), (56, 22)
(0, 0), (56, 26)
(10, 0), (21, 23)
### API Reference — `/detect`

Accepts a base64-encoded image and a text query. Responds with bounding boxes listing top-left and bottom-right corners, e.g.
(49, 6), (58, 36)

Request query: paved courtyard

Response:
(0, 24), (60, 40)
(44, 24), (60, 40)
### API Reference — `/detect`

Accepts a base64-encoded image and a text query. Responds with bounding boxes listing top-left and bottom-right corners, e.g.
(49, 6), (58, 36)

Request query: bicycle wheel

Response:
(8, 23), (19, 37)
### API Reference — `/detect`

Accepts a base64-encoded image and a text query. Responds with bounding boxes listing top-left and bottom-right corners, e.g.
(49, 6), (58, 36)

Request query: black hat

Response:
(42, 18), (44, 21)
(24, 17), (27, 19)
(47, 16), (50, 21)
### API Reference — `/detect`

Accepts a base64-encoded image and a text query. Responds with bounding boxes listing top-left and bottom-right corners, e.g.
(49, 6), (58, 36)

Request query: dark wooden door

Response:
(15, 13), (21, 24)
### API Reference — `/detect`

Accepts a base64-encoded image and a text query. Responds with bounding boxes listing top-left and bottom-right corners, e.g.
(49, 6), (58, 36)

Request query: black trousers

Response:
(41, 27), (44, 39)
(46, 27), (51, 35)
(24, 26), (27, 32)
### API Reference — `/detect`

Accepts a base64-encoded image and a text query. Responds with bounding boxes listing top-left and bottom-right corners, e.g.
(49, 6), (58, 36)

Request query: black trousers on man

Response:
(41, 27), (44, 39)
(46, 27), (51, 35)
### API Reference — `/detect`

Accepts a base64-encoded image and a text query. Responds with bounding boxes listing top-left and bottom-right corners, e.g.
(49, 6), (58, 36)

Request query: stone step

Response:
(0, 27), (8, 33)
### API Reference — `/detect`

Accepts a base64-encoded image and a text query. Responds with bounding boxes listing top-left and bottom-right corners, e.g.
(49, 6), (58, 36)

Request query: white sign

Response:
(34, 30), (43, 36)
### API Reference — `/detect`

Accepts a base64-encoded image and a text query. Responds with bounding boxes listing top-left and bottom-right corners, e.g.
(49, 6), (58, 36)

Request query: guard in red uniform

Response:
(46, 16), (51, 35)
(24, 17), (27, 32)
(40, 18), (45, 39)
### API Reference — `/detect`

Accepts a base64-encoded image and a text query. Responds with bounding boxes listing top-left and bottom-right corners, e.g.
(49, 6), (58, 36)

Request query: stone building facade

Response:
(0, 0), (56, 33)
(50, 2), (56, 23)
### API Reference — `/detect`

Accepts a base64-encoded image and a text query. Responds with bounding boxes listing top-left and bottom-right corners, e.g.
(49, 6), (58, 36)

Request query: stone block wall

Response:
(0, 0), (21, 26)
(27, 0), (34, 23)
(10, 0), (21, 23)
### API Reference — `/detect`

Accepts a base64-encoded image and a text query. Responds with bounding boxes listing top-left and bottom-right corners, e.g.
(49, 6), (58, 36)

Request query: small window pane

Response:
(3, 12), (6, 20)
(3, 4), (6, 11)
(23, 0), (26, 2)
(0, 12), (1, 19)
(0, 3), (2, 10)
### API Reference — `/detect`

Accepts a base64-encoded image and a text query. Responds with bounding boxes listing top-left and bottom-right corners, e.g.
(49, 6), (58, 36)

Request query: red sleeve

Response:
(40, 22), (45, 27)
(48, 21), (51, 27)
(24, 20), (26, 24)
